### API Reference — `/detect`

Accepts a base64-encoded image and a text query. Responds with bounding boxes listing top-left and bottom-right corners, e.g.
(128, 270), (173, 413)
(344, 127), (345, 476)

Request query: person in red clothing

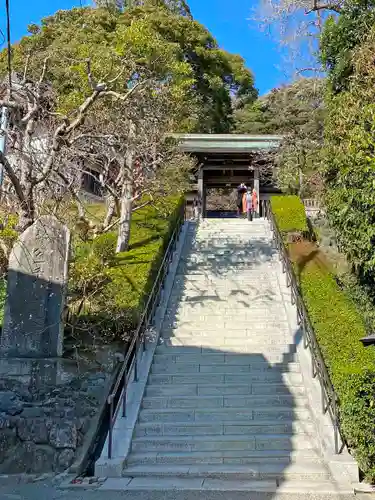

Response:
(236, 183), (247, 217)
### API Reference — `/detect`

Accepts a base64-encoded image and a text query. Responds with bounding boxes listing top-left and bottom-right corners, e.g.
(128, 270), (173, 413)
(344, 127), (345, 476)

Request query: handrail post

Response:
(122, 373), (127, 417)
(134, 337), (139, 382)
(108, 400), (113, 459)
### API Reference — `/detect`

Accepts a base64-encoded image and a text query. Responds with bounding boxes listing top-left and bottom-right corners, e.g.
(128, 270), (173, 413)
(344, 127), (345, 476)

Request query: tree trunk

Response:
(116, 120), (136, 253)
(16, 184), (34, 232)
(104, 195), (117, 229)
(116, 180), (132, 253)
(16, 207), (34, 232)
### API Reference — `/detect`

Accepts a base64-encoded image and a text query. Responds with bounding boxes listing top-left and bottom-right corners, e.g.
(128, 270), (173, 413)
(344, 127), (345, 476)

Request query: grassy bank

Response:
(271, 195), (375, 482)
(68, 195), (184, 342)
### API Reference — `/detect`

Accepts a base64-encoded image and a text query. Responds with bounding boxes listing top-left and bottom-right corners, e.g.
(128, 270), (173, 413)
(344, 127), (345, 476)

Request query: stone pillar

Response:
(197, 168), (205, 217)
(202, 185), (207, 218)
(1, 216), (70, 358)
(254, 167), (260, 216)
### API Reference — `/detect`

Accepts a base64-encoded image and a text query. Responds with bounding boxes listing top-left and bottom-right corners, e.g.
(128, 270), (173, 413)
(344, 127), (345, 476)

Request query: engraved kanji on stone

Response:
(0, 216), (70, 358)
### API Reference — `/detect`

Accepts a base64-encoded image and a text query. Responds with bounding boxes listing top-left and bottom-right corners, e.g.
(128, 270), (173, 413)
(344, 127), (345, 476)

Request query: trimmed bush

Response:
(68, 195), (184, 341)
(271, 195), (375, 482)
(271, 195), (308, 234)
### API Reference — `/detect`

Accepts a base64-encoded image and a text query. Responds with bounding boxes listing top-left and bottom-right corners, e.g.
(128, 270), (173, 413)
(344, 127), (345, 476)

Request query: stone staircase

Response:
(120, 218), (351, 491)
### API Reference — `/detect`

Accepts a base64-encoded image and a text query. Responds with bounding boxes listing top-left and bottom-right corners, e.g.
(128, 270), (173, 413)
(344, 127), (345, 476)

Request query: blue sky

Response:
(0, 0), (288, 95)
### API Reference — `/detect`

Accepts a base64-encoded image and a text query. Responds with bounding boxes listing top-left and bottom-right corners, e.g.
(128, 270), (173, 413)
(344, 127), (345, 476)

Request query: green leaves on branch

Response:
(234, 78), (325, 197)
(0, 3), (256, 133)
(322, 27), (375, 282)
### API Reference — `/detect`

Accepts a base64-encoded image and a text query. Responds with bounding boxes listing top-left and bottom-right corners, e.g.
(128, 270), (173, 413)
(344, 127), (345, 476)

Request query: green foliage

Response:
(320, 1), (375, 93)
(0, 4), (256, 133)
(291, 242), (375, 481)
(272, 196), (375, 481)
(322, 26), (375, 282)
(0, 215), (19, 276)
(92, 232), (117, 266)
(270, 195), (308, 234)
(233, 100), (275, 134)
(68, 195), (183, 340)
(234, 79), (325, 196)
(234, 79), (324, 135)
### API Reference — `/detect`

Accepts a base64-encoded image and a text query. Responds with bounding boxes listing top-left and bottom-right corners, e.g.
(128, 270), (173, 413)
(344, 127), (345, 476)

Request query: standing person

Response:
(252, 188), (258, 218)
(193, 197), (200, 220)
(236, 183), (247, 217)
(246, 188), (253, 221)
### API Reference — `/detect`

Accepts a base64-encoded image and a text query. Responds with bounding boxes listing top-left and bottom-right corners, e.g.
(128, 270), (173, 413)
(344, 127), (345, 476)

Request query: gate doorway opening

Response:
(205, 185), (255, 218)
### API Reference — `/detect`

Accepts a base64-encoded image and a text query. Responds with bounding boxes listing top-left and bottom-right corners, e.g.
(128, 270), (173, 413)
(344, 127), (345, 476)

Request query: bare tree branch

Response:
(0, 150), (26, 205)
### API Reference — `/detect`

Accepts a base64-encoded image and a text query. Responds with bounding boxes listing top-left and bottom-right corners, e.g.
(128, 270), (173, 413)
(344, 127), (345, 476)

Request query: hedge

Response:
(271, 195), (375, 482)
(270, 195), (308, 234)
(68, 195), (184, 342)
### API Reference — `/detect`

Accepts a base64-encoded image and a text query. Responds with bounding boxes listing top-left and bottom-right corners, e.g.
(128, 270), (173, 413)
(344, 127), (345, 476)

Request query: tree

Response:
(321, 25), (375, 282)
(234, 78), (325, 196)
(71, 78), (193, 252)
(1, 4), (256, 134)
(120, 3), (257, 131)
(93, 0), (192, 16)
(253, 0), (341, 76)
(0, 59), (160, 233)
(320, 0), (375, 93)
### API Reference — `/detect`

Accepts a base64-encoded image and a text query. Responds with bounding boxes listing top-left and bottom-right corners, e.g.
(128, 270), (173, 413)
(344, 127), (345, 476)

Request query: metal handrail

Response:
(106, 201), (186, 459)
(265, 201), (342, 454)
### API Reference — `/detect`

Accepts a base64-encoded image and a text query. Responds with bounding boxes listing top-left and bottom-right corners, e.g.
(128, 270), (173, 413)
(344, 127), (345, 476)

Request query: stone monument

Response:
(0, 215), (70, 358)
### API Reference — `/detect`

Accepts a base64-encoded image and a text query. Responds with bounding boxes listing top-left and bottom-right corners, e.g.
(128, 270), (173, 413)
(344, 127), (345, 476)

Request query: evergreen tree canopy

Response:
(320, 0), (375, 93)
(233, 78), (325, 196)
(1, 3), (256, 133)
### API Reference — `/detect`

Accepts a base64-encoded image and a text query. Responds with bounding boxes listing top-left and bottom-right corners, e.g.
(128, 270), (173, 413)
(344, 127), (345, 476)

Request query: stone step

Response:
(174, 275), (278, 281)
(122, 463), (331, 481)
(161, 327), (289, 336)
(177, 268), (275, 275)
(179, 263), (275, 269)
(107, 476), (355, 495)
(141, 394), (309, 410)
(145, 383), (305, 397)
(164, 312), (287, 320)
(152, 353), (300, 365)
(148, 372), (303, 385)
(131, 434), (318, 453)
(161, 335), (292, 346)
(134, 420), (317, 437)
(193, 235), (270, 239)
(163, 317), (288, 326)
(152, 358), (298, 374)
(159, 339), (297, 351)
(155, 344), (296, 355)
(150, 362), (302, 377)
(122, 462), (331, 481)
(138, 407), (314, 423)
(165, 311), (286, 318)
(169, 291), (280, 297)
(164, 308), (287, 315)
(126, 449), (323, 466)
(192, 236), (269, 241)
(169, 290), (279, 297)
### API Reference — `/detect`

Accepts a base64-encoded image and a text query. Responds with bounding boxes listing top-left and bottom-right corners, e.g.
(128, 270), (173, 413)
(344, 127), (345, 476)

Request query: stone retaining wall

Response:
(0, 370), (110, 474)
